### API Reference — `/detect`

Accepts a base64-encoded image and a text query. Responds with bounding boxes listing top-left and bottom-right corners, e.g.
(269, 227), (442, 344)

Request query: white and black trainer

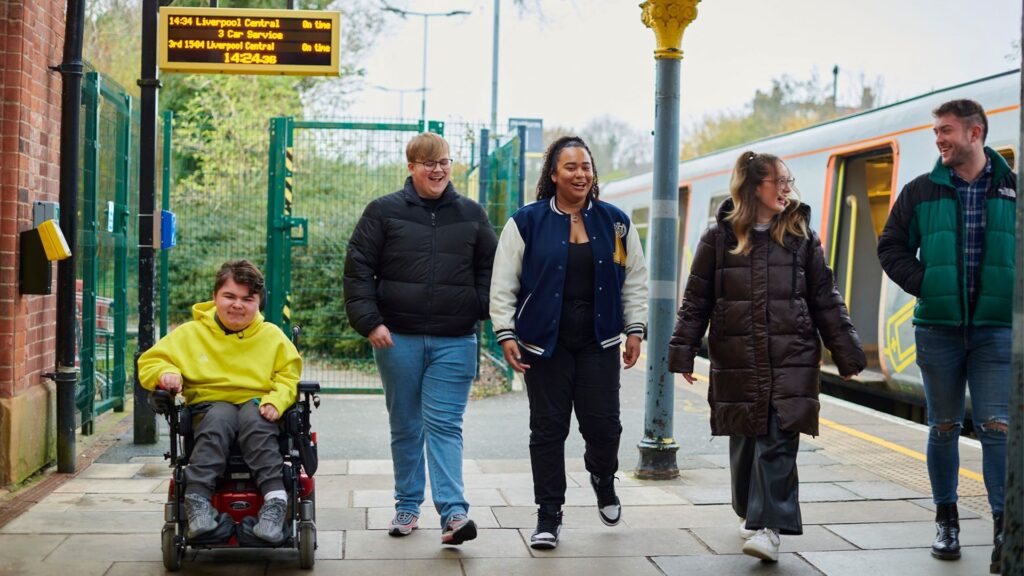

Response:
(530, 506), (563, 550)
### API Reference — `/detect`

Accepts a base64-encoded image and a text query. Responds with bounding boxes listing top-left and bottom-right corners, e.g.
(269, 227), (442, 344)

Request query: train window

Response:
(631, 207), (649, 251)
(996, 147), (1016, 170)
(708, 193), (729, 226)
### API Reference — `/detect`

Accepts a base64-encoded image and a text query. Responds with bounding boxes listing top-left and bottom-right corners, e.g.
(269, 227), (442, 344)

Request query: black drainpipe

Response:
(52, 0), (87, 473)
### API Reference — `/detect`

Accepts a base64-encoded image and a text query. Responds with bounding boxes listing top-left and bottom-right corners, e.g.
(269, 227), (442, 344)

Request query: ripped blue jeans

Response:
(915, 325), (1010, 515)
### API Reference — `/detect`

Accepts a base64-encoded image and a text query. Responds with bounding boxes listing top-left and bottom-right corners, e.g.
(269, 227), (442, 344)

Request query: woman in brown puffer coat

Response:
(668, 151), (866, 563)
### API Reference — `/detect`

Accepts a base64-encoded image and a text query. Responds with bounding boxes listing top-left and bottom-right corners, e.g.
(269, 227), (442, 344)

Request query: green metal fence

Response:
(76, 69), (138, 433)
(167, 115), (521, 394)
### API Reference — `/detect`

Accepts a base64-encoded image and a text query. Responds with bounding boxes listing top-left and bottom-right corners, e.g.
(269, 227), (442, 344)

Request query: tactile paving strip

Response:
(805, 423), (991, 518)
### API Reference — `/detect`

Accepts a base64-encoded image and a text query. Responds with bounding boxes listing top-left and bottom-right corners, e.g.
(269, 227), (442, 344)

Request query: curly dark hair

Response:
(535, 136), (600, 202)
(213, 259), (266, 309)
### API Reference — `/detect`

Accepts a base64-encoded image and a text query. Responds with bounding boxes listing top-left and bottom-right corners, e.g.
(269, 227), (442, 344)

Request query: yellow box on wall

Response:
(37, 219), (71, 261)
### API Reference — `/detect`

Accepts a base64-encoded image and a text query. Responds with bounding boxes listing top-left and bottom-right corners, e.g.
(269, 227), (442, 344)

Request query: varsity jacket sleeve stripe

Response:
(489, 218), (525, 342)
(622, 222), (649, 336)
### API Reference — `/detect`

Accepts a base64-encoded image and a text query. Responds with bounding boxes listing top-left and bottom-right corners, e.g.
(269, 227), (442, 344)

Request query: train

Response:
(602, 69), (1020, 412)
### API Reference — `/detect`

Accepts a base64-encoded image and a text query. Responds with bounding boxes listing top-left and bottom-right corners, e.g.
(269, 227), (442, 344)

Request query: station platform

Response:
(0, 355), (997, 575)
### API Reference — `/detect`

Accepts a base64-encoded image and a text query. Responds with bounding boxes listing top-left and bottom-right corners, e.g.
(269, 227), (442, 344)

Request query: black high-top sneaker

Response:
(990, 512), (1004, 574)
(530, 505), (563, 550)
(931, 503), (961, 560)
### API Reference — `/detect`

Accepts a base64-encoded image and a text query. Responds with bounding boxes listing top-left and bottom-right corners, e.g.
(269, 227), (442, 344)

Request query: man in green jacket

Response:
(877, 99), (1015, 574)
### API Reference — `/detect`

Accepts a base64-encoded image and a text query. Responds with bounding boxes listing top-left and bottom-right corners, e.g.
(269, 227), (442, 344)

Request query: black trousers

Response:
(730, 405), (803, 535)
(523, 300), (622, 507)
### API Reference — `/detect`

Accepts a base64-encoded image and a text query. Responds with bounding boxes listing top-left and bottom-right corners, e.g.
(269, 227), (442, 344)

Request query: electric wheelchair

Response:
(150, 378), (321, 571)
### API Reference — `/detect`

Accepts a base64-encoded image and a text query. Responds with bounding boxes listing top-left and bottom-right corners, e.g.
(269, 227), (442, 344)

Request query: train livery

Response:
(602, 70), (1020, 408)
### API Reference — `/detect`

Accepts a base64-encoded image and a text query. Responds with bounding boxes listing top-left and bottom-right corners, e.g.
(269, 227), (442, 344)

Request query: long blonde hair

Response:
(725, 151), (808, 255)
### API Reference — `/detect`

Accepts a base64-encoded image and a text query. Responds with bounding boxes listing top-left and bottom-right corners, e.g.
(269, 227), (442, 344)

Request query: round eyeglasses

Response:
(414, 158), (452, 170)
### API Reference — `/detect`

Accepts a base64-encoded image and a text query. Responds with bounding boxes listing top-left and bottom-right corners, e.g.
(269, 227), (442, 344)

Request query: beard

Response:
(940, 144), (971, 168)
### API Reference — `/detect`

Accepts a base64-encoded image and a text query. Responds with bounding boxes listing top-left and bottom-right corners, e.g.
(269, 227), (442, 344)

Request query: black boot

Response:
(931, 503), (961, 560)
(990, 512), (1004, 574)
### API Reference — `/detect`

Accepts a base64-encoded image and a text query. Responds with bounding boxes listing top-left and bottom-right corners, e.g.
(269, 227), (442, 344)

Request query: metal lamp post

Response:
(636, 0), (701, 480)
(382, 4), (470, 126)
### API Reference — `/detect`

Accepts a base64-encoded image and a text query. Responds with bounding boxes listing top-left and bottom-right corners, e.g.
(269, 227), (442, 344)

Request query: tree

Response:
(681, 72), (883, 159)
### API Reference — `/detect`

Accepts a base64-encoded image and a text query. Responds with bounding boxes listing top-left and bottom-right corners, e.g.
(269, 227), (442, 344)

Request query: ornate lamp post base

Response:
(637, 437), (680, 480)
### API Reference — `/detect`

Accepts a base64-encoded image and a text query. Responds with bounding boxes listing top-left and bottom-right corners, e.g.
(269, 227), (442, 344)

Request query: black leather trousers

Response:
(730, 404), (803, 535)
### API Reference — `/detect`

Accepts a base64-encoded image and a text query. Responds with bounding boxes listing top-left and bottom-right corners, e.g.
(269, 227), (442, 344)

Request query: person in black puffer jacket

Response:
(343, 132), (497, 547)
(669, 151), (865, 563)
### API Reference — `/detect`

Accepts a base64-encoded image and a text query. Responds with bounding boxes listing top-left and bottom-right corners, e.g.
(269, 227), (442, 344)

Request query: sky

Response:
(343, 0), (1022, 135)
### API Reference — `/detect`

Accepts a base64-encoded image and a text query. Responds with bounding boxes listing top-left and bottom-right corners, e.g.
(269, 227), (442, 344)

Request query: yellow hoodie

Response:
(138, 301), (301, 414)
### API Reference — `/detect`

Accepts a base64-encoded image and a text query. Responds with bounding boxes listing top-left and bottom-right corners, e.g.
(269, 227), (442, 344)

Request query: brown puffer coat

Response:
(668, 200), (866, 436)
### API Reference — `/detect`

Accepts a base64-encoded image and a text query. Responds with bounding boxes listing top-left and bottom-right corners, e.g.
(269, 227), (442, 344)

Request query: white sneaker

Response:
(738, 518), (757, 539)
(742, 527), (780, 562)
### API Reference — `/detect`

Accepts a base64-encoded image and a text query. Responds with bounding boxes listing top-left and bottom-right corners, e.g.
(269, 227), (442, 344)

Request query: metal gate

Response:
(77, 69), (137, 432)
(265, 118), (523, 393)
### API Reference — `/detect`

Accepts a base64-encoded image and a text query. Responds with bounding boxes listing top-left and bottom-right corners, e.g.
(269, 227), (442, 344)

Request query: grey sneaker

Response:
(441, 514), (477, 545)
(742, 527), (780, 562)
(388, 511), (418, 536)
(253, 497), (288, 544)
(184, 493), (218, 540)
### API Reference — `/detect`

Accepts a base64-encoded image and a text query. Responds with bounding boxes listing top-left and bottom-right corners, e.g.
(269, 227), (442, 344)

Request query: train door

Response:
(825, 145), (896, 373)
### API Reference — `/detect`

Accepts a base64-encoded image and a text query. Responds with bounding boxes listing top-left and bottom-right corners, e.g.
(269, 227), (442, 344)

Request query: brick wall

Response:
(0, 0), (66, 482)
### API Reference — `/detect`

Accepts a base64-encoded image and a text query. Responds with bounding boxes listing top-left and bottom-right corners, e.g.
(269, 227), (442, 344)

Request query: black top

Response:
(564, 241), (595, 303)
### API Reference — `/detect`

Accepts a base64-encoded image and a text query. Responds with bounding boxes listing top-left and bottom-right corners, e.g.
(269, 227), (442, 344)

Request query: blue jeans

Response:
(374, 332), (477, 527)
(915, 325), (1010, 515)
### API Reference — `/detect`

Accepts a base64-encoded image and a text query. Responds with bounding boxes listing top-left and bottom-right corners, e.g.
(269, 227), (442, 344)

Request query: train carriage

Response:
(603, 69), (1020, 410)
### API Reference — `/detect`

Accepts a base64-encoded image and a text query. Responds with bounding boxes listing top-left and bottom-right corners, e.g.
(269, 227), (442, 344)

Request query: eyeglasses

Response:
(763, 177), (796, 188)
(414, 158), (452, 170)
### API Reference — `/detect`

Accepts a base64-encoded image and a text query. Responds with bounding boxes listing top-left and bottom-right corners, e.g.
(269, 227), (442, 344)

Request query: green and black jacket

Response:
(877, 147), (1016, 327)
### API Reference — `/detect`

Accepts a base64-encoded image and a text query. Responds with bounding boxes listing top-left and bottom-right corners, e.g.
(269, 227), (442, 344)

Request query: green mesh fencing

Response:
(76, 68), (138, 433)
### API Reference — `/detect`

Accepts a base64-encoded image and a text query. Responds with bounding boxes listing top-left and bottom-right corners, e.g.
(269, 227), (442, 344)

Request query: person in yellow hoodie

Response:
(138, 260), (302, 544)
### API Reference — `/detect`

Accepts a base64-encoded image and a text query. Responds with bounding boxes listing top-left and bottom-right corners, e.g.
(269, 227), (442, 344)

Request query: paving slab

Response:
(674, 467), (731, 486)
(796, 464), (887, 483)
(53, 478), (164, 494)
(67, 493), (166, 511)
(316, 507), (367, 530)
(314, 459), (349, 475)
(46, 533), (161, 563)
(0, 510), (163, 534)
(491, 505), (633, 530)
(135, 462), (172, 478)
(464, 556), (665, 576)
(907, 498), (983, 519)
(824, 519), (993, 549)
(691, 524), (857, 554)
(566, 470), (643, 488)
(654, 552), (823, 575)
(269, 558), (464, 576)
(833, 481), (928, 500)
(0, 534), (67, 563)
(344, 527), (531, 559)
(475, 459), (533, 473)
(28, 493), (81, 512)
(367, 505), (499, 530)
(352, 488), (506, 508)
(801, 545), (993, 576)
(75, 463), (144, 479)
(801, 499), (934, 525)
(521, 527), (707, 558)
(665, 484), (732, 504)
(0, 560), (114, 576)
(463, 471), (542, 489)
(797, 482), (865, 502)
(347, 459), (396, 475)
(621, 504), (740, 528)
(499, 485), (686, 508)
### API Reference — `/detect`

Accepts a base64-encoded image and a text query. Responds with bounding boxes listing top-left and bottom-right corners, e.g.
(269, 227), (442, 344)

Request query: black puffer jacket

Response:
(343, 178), (498, 337)
(668, 200), (866, 436)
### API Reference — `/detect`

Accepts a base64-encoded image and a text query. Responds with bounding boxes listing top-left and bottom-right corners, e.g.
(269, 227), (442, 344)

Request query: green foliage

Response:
(681, 73), (882, 160)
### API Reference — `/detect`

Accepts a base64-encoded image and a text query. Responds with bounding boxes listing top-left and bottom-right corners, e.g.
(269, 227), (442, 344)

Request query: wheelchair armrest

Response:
(149, 389), (176, 415)
(298, 381), (320, 394)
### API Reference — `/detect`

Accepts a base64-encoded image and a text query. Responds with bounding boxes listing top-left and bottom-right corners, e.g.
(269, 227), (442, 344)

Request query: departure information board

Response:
(158, 7), (341, 76)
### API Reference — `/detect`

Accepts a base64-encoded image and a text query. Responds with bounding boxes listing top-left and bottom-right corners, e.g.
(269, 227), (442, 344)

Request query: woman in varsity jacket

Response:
(490, 136), (648, 550)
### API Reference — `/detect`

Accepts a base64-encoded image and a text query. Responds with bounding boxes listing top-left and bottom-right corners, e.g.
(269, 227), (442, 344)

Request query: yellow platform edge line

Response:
(640, 349), (983, 483)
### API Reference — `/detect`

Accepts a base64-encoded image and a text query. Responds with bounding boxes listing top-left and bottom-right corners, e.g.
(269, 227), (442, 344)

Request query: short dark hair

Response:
(214, 259), (265, 306)
(933, 99), (988, 142)
(536, 136), (600, 201)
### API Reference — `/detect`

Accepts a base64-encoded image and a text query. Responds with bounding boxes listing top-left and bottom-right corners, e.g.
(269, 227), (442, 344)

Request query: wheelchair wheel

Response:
(298, 521), (316, 569)
(161, 522), (183, 572)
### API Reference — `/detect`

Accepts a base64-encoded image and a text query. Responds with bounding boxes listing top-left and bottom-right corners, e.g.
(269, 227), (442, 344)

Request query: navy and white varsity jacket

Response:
(490, 196), (648, 357)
